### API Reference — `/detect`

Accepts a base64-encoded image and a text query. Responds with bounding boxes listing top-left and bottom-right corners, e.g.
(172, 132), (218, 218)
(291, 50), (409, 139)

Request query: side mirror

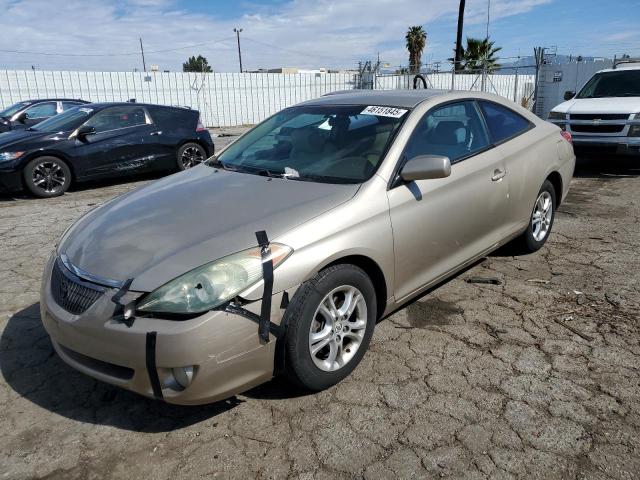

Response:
(564, 91), (576, 101)
(15, 112), (27, 123)
(400, 155), (451, 182)
(76, 125), (96, 138)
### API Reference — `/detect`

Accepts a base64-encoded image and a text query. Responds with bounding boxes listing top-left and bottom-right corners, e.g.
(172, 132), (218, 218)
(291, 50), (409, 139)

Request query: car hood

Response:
(0, 129), (58, 148)
(553, 97), (640, 114)
(59, 166), (360, 292)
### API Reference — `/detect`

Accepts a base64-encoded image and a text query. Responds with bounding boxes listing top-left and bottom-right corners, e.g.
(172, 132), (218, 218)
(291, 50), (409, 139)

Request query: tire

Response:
(23, 156), (71, 198)
(283, 264), (377, 391)
(516, 179), (557, 253)
(177, 143), (206, 170)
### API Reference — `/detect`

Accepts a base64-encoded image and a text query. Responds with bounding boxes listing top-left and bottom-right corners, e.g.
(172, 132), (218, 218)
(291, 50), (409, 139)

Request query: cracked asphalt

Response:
(0, 145), (639, 479)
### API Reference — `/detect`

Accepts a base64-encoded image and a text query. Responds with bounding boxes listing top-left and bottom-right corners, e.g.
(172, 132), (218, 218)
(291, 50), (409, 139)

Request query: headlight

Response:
(548, 111), (566, 121)
(137, 244), (293, 314)
(0, 151), (24, 161)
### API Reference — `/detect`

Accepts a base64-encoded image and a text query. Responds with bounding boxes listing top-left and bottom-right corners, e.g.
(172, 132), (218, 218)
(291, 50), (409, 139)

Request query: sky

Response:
(0, 0), (638, 72)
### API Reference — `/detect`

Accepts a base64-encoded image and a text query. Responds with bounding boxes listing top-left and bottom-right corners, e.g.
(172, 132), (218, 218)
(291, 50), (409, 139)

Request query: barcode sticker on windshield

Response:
(361, 106), (408, 118)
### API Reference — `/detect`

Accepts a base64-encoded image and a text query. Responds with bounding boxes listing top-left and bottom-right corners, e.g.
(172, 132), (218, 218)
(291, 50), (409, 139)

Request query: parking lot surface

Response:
(1, 145), (639, 479)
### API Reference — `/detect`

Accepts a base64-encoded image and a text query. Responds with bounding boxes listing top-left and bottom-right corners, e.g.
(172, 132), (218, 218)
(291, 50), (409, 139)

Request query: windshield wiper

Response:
(288, 173), (355, 184)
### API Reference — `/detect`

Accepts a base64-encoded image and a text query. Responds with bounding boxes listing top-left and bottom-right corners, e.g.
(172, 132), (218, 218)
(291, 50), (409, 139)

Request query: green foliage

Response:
(460, 37), (502, 73)
(405, 26), (427, 74)
(183, 55), (213, 73)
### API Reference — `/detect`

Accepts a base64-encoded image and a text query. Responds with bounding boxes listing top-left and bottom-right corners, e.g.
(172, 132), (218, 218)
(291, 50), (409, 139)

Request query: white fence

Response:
(0, 69), (536, 127)
(374, 72), (536, 105)
(0, 70), (359, 127)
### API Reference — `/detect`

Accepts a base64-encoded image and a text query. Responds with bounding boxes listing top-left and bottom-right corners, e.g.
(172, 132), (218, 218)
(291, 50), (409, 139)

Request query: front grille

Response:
(51, 259), (105, 315)
(571, 124), (625, 134)
(569, 113), (630, 121)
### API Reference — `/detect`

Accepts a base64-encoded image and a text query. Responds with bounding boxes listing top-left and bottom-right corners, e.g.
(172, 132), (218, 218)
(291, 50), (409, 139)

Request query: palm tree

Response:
(461, 37), (502, 73)
(405, 26), (427, 74)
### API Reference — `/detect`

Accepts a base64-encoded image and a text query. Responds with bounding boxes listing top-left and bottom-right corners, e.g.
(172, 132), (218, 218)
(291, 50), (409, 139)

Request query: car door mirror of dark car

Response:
(564, 91), (576, 101)
(76, 125), (96, 138)
(15, 112), (27, 123)
(400, 155), (452, 182)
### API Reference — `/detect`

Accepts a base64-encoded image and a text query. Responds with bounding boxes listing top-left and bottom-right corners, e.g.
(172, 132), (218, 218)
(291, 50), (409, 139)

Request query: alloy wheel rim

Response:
(33, 161), (66, 194)
(531, 191), (553, 242)
(308, 285), (367, 372)
(181, 146), (204, 169)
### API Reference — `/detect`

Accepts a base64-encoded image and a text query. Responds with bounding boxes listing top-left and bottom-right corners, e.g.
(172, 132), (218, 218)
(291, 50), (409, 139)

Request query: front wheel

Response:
(177, 143), (206, 170)
(516, 179), (557, 253)
(23, 156), (71, 198)
(283, 264), (377, 391)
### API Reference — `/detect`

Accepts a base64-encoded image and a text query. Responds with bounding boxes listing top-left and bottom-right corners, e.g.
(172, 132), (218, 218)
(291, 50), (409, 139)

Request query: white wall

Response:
(0, 70), (536, 127)
(0, 70), (359, 127)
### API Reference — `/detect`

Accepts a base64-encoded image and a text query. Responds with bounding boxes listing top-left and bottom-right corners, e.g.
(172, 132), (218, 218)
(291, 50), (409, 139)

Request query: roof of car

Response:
(19, 98), (88, 103)
(82, 102), (195, 111)
(301, 89), (450, 108)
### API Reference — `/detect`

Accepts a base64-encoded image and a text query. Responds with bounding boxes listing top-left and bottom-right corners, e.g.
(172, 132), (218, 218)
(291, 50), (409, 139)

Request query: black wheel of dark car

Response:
(516, 179), (557, 253)
(177, 143), (206, 170)
(23, 156), (71, 198)
(283, 264), (377, 391)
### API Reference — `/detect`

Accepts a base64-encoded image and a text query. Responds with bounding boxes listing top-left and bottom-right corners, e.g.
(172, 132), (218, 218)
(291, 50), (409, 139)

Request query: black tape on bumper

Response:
(145, 331), (163, 400)
(111, 278), (135, 327)
(256, 230), (274, 343)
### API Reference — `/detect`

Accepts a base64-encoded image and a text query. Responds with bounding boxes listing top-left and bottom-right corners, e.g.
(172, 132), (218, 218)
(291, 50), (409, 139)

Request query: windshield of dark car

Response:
(0, 101), (31, 117)
(30, 107), (93, 132)
(215, 104), (407, 184)
(577, 70), (640, 98)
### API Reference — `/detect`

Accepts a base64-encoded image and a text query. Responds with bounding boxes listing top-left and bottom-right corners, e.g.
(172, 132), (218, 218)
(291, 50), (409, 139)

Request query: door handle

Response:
(150, 130), (162, 136)
(492, 168), (506, 181)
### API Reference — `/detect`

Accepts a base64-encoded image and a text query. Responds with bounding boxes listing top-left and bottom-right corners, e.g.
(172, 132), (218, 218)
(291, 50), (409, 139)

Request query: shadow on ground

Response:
(573, 152), (640, 179)
(0, 304), (242, 432)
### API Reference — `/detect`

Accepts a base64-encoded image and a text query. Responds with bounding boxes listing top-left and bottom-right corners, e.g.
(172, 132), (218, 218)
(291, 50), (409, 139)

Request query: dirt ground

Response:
(0, 141), (639, 479)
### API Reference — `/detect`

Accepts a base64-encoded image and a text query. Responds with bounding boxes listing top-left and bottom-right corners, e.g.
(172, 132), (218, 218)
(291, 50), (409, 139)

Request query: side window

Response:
(84, 106), (149, 133)
(479, 101), (531, 144)
(403, 101), (490, 164)
(61, 101), (84, 111)
(24, 102), (57, 119)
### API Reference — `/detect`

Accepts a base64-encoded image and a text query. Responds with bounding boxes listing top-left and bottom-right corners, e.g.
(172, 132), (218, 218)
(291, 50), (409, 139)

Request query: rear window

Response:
(479, 101), (531, 144)
(148, 106), (196, 129)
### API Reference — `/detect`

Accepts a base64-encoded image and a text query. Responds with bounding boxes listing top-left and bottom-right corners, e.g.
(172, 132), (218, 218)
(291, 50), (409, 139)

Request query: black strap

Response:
(111, 278), (135, 327)
(145, 331), (163, 400)
(256, 230), (274, 343)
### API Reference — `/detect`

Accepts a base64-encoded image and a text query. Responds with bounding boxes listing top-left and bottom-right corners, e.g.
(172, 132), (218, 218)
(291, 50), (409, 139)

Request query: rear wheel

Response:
(177, 143), (206, 170)
(23, 156), (71, 198)
(516, 179), (556, 252)
(283, 264), (377, 391)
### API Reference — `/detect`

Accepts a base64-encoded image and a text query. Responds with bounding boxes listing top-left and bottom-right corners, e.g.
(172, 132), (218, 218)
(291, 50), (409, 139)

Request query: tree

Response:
(182, 55), (212, 73)
(454, 0), (466, 71)
(460, 37), (502, 73)
(405, 26), (427, 74)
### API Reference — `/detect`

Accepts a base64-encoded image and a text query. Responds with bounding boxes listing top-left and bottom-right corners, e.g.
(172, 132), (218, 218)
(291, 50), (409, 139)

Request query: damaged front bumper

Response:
(40, 253), (297, 405)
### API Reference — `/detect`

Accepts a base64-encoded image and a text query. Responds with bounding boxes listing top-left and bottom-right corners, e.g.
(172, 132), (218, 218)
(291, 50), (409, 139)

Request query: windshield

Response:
(0, 101), (31, 118)
(215, 104), (407, 184)
(577, 70), (640, 98)
(30, 106), (93, 133)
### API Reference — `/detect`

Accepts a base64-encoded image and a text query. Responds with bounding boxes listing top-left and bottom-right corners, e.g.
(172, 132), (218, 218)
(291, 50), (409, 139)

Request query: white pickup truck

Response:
(548, 61), (640, 155)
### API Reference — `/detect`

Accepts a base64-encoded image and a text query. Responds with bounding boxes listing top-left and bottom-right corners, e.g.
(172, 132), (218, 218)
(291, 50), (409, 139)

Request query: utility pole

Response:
(454, 0), (466, 72)
(139, 37), (147, 72)
(233, 28), (243, 72)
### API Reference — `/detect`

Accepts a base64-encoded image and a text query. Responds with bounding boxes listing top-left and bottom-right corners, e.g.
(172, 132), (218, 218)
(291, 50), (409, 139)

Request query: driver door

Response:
(387, 100), (510, 301)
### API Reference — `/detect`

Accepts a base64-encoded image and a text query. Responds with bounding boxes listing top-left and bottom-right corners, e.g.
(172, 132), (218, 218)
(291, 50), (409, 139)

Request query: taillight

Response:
(560, 131), (572, 144)
(196, 117), (206, 132)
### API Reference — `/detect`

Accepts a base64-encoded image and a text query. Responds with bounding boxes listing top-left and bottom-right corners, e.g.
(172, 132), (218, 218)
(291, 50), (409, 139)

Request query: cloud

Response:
(0, 0), (552, 72)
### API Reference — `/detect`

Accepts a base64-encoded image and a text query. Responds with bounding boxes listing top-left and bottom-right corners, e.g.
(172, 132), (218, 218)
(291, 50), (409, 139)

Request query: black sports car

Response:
(0, 103), (215, 197)
(0, 98), (89, 133)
